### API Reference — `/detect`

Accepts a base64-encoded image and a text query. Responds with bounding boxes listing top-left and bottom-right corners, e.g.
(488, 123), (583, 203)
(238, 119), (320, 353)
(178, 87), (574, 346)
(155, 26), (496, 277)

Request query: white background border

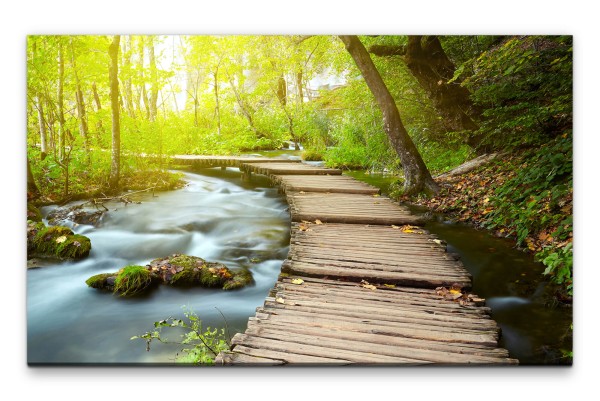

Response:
(3, 1), (596, 399)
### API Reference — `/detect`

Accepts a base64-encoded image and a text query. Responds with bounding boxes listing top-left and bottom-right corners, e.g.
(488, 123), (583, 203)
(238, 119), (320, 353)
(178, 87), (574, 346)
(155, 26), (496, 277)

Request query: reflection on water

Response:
(27, 169), (290, 364)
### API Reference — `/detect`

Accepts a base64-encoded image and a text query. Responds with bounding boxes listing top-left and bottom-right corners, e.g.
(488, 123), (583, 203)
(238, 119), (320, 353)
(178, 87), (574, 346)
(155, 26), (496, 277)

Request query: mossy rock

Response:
(85, 273), (117, 290)
(27, 221), (91, 260)
(85, 254), (253, 297)
(27, 203), (43, 222)
(114, 265), (155, 296)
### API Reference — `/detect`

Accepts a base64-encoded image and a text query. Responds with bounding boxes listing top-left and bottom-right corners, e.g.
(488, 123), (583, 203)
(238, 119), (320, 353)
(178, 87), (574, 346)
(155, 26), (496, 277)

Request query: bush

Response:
(131, 306), (230, 365)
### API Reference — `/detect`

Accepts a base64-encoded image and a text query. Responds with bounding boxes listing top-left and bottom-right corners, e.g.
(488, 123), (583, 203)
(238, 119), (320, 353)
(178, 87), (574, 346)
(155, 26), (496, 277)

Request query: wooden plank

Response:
(259, 303), (496, 333)
(244, 324), (517, 365)
(274, 283), (489, 313)
(287, 192), (424, 226)
(241, 162), (343, 176)
(272, 175), (380, 195)
(277, 277), (482, 306)
(228, 344), (351, 365)
(282, 260), (472, 288)
(215, 351), (284, 365)
(247, 318), (509, 358)
(232, 333), (429, 364)
(251, 311), (498, 346)
(266, 293), (490, 320)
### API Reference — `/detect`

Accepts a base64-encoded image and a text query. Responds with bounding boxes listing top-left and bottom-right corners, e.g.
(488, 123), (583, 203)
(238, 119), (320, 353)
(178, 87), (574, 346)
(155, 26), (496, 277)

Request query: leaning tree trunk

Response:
(339, 35), (439, 196)
(108, 36), (121, 191)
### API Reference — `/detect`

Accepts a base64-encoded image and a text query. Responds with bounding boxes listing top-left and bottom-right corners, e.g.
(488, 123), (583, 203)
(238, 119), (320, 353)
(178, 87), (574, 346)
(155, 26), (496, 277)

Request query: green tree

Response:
(108, 35), (121, 190)
(339, 35), (439, 195)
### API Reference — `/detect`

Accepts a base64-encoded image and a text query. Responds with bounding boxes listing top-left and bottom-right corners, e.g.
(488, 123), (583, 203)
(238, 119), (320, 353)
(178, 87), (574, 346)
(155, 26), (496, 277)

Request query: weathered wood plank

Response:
(241, 162), (343, 176)
(233, 333), (429, 364)
(282, 260), (472, 288)
(272, 174), (381, 195)
(244, 324), (517, 365)
(251, 311), (499, 346)
(247, 318), (509, 358)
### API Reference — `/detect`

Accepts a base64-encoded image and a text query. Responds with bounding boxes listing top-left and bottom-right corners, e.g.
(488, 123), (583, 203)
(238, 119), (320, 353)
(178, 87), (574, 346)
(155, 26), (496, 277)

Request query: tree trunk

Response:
(296, 70), (304, 104)
(404, 36), (480, 131)
(91, 82), (104, 144)
(109, 36), (121, 190)
(27, 156), (40, 200)
(339, 35), (438, 196)
(137, 36), (150, 119)
(228, 74), (264, 138)
(70, 38), (90, 164)
(121, 37), (136, 118)
(369, 36), (484, 151)
(148, 37), (158, 121)
(277, 74), (287, 106)
(57, 41), (66, 162)
(35, 95), (48, 160)
(213, 68), (221, 136)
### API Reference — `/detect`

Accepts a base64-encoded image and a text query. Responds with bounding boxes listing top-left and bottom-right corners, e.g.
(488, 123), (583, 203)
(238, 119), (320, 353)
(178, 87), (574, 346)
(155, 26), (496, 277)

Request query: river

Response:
(27, 156), (572, 365)
(27, 168), (290, 364)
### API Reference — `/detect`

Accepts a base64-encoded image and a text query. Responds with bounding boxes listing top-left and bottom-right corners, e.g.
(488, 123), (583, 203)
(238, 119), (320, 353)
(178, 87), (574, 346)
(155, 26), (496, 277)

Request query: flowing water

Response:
(346, 170), (573, 365)
(27, 157), (572, 365)
(27, 169), (290, 365)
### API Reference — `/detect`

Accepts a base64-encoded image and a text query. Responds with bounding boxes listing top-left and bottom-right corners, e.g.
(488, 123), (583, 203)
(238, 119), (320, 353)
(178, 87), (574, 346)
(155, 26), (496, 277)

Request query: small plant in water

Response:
(131, 306), (231, 365)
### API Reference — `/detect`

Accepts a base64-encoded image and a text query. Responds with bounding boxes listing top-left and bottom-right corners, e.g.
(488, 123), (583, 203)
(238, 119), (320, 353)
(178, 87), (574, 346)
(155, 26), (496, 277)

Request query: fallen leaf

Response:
(275, 297), (285, 304)
(55, 236), (67, 243)
(391, 225), (400, 229)
(372, 194), (380, 197)
(360, 280), (377, 291)
(383, 284), (396, 288)
(314, 219), (323, 225)
(291, 278), (304, 285)
(432, 239), (443, 245)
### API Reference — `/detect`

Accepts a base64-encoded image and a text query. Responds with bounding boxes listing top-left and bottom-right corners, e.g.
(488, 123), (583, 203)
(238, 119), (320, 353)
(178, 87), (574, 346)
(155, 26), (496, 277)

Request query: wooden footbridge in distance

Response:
(170, 154), (518, 365)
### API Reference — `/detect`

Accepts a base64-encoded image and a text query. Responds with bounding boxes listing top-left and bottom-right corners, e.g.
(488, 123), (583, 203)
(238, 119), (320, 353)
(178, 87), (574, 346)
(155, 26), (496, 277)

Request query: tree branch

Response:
(368, 44), (407, 57)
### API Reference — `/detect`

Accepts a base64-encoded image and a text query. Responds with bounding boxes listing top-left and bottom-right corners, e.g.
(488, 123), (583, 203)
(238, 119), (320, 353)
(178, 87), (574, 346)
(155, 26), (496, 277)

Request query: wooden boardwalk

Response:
(200, 158), (518, 365)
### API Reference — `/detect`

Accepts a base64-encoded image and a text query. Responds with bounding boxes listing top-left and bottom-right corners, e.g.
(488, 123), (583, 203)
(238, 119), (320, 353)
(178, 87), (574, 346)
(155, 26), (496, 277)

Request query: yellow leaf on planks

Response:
(291, 278), (304, 285)
(383, 284), (396, 288)
(275, 297), (285, 304)
(315, 219), (323, 225)
(360, 280), (377, 291)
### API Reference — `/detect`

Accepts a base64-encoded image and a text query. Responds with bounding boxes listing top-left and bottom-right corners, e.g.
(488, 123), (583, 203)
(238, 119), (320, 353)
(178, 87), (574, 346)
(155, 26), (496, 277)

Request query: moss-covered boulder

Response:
(27, 203), (43, 222)
(86, 254), (254, 296)
(27, 220), (91, 260)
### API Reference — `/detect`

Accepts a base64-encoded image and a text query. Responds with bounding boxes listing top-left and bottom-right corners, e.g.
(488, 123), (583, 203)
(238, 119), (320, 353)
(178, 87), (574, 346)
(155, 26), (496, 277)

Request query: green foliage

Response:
(456, 36), (572, 149)
(301, 148), (325, 161)
(537, 243), (573, 295)
(131, 306), (230, 365)
(113, 265), (153, 296)
(482, 135), (572, 295)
